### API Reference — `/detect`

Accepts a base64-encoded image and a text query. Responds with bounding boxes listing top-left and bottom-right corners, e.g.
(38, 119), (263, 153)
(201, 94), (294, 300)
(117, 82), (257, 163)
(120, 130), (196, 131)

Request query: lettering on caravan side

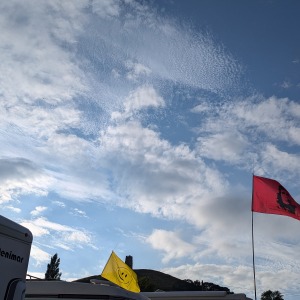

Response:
(0, 247), (24, 263)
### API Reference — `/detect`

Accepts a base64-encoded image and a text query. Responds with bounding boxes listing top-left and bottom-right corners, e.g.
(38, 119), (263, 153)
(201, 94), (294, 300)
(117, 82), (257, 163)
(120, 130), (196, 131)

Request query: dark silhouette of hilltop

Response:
(74, 269), (230, 293)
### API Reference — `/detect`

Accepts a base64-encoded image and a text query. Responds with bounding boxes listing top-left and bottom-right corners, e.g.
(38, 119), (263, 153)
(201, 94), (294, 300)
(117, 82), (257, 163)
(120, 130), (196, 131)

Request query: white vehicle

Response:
(0, 215), (33, 300)
(25, 280), (151, 300)
(25, 280), (252, 300)
(142, 291), (253, 300)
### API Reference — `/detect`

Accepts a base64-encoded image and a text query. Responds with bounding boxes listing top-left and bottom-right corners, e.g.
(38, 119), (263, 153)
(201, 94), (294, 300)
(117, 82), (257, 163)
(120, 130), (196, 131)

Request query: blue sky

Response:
(1, 0), (300, 299)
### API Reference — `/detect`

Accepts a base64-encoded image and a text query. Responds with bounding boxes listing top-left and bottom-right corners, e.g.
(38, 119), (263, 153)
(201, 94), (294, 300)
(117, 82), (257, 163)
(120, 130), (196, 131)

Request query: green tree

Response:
(45, 253), (62, 280)
(261, 290), (284, 300)
(138, 276), (156, 292)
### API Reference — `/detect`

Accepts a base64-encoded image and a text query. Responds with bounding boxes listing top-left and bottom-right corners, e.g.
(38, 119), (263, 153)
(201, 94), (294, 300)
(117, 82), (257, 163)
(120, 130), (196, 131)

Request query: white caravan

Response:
(25, 280), (252, 300)
(25, 280), (150, 300)
(143, 291), (253, 300)
(0, 215), (33, 300)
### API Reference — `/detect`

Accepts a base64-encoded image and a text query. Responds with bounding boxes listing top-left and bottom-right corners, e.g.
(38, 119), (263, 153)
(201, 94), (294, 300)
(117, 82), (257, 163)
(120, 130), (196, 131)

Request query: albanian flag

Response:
(252, 175), (300, 221)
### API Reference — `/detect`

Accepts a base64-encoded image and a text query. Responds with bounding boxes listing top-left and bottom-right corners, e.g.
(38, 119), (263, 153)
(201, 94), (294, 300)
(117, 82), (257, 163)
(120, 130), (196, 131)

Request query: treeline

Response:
(137, 275), (230, 292)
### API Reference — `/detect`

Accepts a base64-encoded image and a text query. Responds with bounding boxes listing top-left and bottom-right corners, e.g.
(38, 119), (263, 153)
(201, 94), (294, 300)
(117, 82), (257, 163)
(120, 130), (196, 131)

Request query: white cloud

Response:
(112, 69), (121, 78)
(112, 85), (165, 121)
(190, 95), (300, 183)
(0, 132), (111, 203)
(31, 206), (48, 216)
(190, 103), (210, 113)
(45, 133), (92, 161)
(91, 0), (121, 18)
(0, 104), (83, 162)
(0, 1), (102, 206)
(0, 158), (52, 204)
(21, 221), (50, 237)
(125, 60), (152, 81)
(99, 120), (228, 222)
(54, 243), (72, 251)
(197, 131), (249, 162)
(70, 208), (88, 218)
(22, 217), (95, 250)
(130, 25), (242, 93)
(50, 168), (111, 202)
(52, 201), (66, 208)
(195, 96), (300, 155)
(0, 0), (87, 105)
(64, 231), (91, 244)
(147, 229), (196, 263)
(0, 0), (246, 212)
(259, 144), (300, 178)
(83, 0), (243, 97)
(30, 217), (75, 232)
(232, 96), (300, 145)
(124, 85), (165, 111)
(4, 206), (21, 213)
(30, 245), (51, 266)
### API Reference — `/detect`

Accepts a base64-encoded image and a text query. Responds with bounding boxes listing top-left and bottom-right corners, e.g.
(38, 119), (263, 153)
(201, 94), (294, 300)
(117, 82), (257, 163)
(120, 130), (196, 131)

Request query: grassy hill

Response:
(74, 269), (230, 293)
(136, 269), (194, 291)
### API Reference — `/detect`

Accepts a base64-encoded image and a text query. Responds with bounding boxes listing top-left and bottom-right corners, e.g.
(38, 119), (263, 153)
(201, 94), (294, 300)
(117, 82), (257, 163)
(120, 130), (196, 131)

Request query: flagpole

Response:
(251, 175), (257, 300)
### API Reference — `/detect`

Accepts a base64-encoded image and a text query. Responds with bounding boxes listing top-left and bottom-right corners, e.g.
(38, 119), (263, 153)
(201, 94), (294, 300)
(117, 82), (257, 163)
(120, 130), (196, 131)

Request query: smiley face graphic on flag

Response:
(117, 267), (133, 285)
(101, 251), (140, 293)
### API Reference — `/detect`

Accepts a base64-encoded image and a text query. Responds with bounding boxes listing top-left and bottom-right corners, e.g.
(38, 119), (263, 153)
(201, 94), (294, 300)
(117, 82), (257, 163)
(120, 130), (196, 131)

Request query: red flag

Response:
(252, 175), (300, 221)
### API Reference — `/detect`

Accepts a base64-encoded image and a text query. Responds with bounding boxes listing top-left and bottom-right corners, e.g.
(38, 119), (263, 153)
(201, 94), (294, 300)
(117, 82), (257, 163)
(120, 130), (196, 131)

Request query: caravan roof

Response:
(25, 280), (150, 300)
(141, 291), (253, 300)
(25, 281), (252, 300)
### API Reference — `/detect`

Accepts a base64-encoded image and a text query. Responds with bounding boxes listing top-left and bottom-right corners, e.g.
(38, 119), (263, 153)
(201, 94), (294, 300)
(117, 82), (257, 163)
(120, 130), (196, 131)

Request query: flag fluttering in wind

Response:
(101, 251), (140, 293)
(252, 175), (300, 221)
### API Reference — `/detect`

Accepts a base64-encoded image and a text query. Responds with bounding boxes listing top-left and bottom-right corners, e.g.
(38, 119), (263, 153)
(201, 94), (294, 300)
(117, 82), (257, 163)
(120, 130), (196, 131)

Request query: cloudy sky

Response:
(1, 0), (300, 299)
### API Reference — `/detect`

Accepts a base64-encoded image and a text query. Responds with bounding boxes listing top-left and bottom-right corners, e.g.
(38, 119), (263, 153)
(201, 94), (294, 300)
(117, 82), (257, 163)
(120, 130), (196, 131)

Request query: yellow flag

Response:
(101, 251), (140, 293)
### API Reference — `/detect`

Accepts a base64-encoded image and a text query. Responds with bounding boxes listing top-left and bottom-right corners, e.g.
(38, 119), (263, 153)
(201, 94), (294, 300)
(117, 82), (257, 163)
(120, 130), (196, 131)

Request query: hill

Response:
(74, 269), (230, 293)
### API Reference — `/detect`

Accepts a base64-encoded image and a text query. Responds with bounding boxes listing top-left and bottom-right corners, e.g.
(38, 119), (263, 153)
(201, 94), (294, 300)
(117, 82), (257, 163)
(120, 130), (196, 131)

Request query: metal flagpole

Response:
(251, 175), (257, 300)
